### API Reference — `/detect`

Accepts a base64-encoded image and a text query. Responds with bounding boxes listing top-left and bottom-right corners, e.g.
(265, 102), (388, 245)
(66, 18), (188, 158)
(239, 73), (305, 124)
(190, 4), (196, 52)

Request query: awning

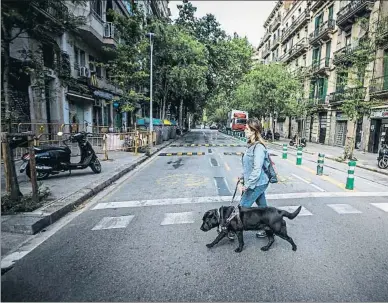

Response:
(66, 92), (94, 101)
(163, 119), (172, 125)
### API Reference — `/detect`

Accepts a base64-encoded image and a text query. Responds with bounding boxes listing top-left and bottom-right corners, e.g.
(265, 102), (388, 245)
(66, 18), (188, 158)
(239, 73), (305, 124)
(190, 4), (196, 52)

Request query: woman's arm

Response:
(245, 145), (265, 190)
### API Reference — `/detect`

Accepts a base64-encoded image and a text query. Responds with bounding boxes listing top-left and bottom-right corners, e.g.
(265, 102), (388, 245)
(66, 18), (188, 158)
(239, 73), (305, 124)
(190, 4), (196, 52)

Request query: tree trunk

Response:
(162, 95), (166, 120)
(179, 99), (183, 130)
(288, 116), (292, 139)
(2, 38), (12, 132)
(343, 120), (357, 160)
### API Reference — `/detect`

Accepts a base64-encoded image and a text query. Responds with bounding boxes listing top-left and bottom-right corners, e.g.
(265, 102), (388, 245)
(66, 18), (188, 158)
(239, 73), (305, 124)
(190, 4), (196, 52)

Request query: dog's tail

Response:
(281, 206), (302, 220)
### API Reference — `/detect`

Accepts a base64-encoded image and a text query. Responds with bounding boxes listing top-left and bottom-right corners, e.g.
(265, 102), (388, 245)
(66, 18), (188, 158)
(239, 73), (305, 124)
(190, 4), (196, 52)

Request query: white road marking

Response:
(91, 215), (134, 230)
(291, 173), (325, 192)
(370, 203), (388, 212)
(327, 204), (362, 214)
(161, 212), (195, 225)
(277, 206), (313, 216)
(92, 192), (388, 209)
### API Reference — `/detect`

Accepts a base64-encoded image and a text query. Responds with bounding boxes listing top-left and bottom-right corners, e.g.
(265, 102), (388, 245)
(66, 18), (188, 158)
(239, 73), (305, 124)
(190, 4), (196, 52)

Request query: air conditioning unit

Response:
(94, 99), (102, 107)
(79, 66), (90, 77)
(104, 23), (114, 38)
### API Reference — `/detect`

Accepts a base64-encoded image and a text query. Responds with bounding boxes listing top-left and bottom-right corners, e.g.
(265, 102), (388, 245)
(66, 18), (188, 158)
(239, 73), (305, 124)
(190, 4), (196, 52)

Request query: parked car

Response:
(210, 123), (218, 130)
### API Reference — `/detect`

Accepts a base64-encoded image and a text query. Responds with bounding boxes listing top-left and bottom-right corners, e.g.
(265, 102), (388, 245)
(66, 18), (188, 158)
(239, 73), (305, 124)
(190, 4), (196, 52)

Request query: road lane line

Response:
(160, 212), (195, 225)
(291, 173), (325, 192)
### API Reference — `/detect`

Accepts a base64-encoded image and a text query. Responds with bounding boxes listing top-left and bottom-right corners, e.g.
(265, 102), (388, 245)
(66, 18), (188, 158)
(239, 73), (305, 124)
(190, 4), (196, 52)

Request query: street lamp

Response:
(146, 32), (155, 147)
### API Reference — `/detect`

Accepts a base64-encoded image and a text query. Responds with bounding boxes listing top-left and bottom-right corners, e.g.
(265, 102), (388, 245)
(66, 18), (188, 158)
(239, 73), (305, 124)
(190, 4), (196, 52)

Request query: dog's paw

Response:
(206, 244), (213, 249)
(292, 246), (297, 251)
(234, 247), (243, 253)
(261, 246), (269, 251)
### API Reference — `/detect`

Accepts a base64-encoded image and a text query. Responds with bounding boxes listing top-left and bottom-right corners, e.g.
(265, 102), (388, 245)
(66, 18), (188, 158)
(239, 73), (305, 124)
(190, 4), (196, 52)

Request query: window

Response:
(345, 32), (351, 46)
(74, 46), (79, 69)
(79, 50), (86, 67)
(328, 5), (334, 21)
(336, 72), (348, 92)
(89, 55), (95, 71)
(92, 0), (103, 19)
(42, 43), (55, 69)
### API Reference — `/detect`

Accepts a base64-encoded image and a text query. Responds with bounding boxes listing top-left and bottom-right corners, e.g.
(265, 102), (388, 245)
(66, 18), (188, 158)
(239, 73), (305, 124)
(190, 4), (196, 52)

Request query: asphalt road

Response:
(2, 129), (388, 302)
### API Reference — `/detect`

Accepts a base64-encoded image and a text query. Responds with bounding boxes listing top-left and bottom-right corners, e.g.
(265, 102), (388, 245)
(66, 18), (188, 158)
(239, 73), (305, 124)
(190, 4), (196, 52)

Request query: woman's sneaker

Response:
(256, 230), (267, 238)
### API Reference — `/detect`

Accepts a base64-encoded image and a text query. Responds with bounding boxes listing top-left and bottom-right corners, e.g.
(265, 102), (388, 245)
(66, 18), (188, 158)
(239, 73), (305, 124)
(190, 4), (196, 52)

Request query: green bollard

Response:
(345, 160), (356, 190)
(296, 146), (302, 165)
(282, 144), (287, 159)
(316, 153), (325, 175)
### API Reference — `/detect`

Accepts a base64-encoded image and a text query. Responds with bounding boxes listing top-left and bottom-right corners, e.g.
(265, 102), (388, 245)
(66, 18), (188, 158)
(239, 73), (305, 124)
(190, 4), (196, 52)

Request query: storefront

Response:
(67, 85), (94, 133)
(368, 107), (388, 153)
(93, 90), (113, 132)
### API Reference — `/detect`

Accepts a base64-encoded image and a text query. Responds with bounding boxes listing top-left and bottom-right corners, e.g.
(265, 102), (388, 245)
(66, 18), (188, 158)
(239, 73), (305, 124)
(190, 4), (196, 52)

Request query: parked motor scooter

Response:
(20, 132), (101, 180)
(289, 135), (307, 148)
(377, 144), (388, 169)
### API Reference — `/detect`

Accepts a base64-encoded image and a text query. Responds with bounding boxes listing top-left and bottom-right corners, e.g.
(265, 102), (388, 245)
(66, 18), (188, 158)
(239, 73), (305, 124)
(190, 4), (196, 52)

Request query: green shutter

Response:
(383, 50), (388, 89)
(325, 41), (331, 63)
(328, 5), (334, 21)
(323, 78), (328, 101)
(310, 80), (316, 99)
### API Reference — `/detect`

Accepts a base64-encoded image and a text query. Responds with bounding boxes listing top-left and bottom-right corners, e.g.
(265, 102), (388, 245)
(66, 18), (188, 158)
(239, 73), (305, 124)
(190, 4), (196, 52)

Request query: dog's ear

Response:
(202, 209), (216, 220)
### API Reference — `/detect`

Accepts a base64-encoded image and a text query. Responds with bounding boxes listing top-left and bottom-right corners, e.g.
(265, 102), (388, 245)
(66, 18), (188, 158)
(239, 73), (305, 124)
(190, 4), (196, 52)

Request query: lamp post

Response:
(146, 32), (155, 147)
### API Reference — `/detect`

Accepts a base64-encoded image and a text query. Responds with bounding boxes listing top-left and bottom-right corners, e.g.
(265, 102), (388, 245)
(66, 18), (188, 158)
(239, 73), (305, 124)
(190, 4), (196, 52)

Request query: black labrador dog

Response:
(200, 205), (301, 253)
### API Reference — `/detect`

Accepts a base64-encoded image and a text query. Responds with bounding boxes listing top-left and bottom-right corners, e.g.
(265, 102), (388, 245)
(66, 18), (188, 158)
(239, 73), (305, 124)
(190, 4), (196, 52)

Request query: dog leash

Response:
(219, 180), (242, 232)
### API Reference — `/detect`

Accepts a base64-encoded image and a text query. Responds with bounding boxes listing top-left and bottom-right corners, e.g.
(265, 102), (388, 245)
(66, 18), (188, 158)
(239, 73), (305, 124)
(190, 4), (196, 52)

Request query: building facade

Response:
(3, 0), (170, 134)
(257, 0), (388, 153)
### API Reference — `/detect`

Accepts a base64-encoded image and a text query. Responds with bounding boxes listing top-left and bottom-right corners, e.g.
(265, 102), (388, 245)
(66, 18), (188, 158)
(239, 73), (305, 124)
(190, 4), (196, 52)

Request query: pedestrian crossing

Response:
(90, 202), (388, 231)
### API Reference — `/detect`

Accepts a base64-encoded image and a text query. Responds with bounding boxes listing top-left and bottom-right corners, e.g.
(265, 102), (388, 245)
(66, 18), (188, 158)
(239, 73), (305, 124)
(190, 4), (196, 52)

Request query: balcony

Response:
(336, 0), (376, 30)
(309, 57), (332, 76)
(270, 14), (281, 32)
(376, 16), (388, 47)
(309, 96), (328, 105)
(270, 36), (280, 51)
(369, 76), (388, 98)
(284, 38), (308, 62)
(95, 78), (124, 95)
(333, 44), (356, 65)
(262, 46), (271, 59)
(328, 87), (366, 104)
(32, 0), (68, 22)
(281, 11), (311, 43)
(263, 31), (271, 43)
(77, 7), (120, 50)
(309, 0), (330, 13)
(309, 19), (336, 46)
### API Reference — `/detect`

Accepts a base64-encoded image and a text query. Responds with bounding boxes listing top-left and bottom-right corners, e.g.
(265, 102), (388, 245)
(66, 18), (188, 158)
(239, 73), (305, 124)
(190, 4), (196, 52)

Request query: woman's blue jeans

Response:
(240, 184), (268, 208)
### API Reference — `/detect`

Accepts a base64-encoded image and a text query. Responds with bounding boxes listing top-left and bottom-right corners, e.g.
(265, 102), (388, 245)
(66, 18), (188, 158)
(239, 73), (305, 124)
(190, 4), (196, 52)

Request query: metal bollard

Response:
(296, 146), (302, 165)
(316, 153), (325, 175)
(282, 144), (287, 159)
(345, 160), (356, 190)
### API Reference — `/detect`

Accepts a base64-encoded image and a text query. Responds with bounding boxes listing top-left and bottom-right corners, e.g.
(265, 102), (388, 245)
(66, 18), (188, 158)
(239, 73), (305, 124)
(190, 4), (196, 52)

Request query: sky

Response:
(168, 1), (277, 48)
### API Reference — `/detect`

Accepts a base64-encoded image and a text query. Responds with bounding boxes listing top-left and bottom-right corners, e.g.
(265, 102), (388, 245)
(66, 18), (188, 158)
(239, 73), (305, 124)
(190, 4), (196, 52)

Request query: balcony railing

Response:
(270, 36), (280, 50)
(329, 87), (366, 103)
(309, 57), (332, 75)
(309, 19), (335, 45)
(281, 11), (311, 43)
(337, 0), (376, 30)
(333, 44), (356, 65)
(369, 76), (388, 97)
(32, 0), (68, 21)
(287, 37), (308, 62)
(310, 0), (327, 12)
(270, 14), (281, 32)
(263, 31), (271, 43)
(262, 46), (271, 59)
(376, 16), (388, 46)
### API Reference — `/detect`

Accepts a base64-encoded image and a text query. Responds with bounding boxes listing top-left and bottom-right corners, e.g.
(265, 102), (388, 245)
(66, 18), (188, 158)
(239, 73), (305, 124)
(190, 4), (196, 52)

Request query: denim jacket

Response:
(241, 143), (269, 189)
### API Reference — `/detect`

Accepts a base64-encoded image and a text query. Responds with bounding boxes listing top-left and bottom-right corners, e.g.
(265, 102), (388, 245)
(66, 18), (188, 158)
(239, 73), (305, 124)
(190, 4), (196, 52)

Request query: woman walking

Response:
(239, 118), (270, 238)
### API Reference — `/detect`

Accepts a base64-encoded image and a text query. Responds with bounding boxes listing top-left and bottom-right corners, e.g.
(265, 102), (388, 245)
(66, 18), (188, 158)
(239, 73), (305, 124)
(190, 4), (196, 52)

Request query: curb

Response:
(269, 141), (388, 177)
(1, 136), (183, 235)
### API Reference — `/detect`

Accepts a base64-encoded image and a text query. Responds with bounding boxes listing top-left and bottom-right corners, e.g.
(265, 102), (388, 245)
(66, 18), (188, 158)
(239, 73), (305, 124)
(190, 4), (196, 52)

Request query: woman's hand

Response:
(241, 186), (247, 192)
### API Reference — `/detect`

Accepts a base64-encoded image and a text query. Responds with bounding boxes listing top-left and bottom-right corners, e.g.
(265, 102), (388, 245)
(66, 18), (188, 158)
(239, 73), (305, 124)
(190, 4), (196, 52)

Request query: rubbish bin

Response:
(163, 119), (172, 140)
(170, 120), (177, 139)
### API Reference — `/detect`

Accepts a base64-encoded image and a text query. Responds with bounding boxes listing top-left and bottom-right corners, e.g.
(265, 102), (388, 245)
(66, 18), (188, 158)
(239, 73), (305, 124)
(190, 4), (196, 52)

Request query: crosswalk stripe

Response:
(91, 215), (134, 230)
(370, 203), (388, 212)
(161, 212), (195, 225)
(327, 204), (362, 214)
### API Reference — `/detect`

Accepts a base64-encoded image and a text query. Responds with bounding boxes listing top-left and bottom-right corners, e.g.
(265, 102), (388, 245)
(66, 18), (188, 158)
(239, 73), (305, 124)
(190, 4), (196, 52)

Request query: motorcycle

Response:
(20, 132), (102, 180)
(377, 144), (388, 169)
(289, 135), (307, 148)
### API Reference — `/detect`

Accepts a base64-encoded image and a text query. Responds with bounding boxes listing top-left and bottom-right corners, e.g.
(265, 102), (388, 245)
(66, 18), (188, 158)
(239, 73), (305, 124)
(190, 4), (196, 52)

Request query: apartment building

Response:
(4, 0), (170, 134)
(258, 0), (388, 153)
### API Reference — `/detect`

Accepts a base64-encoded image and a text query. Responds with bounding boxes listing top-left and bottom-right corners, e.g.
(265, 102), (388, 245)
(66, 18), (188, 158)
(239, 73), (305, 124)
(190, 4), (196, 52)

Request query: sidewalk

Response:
(271, 138), (388, 176)
(1, 137), (180, 257)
